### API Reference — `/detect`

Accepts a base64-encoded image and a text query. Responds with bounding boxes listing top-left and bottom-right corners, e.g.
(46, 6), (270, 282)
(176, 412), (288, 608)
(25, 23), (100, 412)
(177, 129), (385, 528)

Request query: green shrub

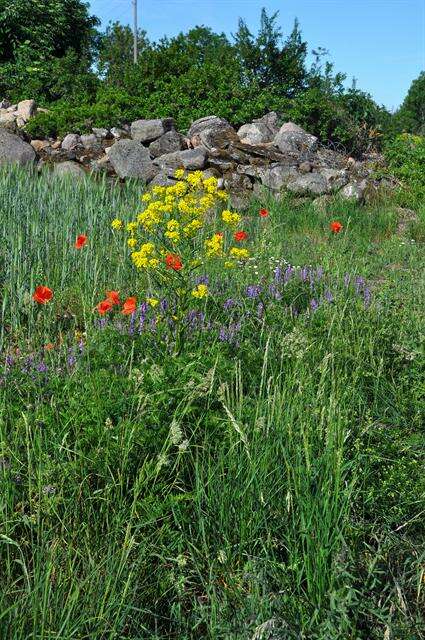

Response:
(384, 133), (425, 206)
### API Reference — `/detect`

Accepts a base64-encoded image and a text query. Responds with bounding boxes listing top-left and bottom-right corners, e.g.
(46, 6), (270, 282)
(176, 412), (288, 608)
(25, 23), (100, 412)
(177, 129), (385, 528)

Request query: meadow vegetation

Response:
(0, 166), (424, 639)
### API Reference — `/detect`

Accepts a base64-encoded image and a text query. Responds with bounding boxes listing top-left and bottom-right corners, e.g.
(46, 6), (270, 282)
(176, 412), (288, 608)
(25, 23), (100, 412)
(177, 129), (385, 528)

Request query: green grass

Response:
(0, 166), (424, 639)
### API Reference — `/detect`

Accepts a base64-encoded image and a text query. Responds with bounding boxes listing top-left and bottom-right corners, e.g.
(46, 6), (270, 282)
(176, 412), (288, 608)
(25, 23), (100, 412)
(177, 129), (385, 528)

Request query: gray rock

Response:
(110, 127), (128, 140)
(131, 118), (175, 143)
(0, 100), (11, 109)
(0, 112), (17, 131)
(237, 122), (272, 146)
(320, 168), (349, 191)
(223, 172), (252, 192)
(30, 139), (50, 153)
(0, 129), (36, 166)
(53, 161), (86, 179)
(278, 122), (306, 134)
(253, 111), (280, 135)
(149, 171), (177, 187)
(92, 127), (110, 139)
(17, 99), (36, 122)
(61, 133), (81, 151)
(339, 181), (366, 203)
(149, 130), (187, 158)
(259, 164), (298, 191)
(154, 147), (207, 173)
(286, 173), (330, 196)
(274, 129), (318, 156)
(298, 161), (312, 174)
(188, 115), (237, 150)
(80, 133), (102, 151)
(108, 139), (158, 180)
(16, 117), (26, 128)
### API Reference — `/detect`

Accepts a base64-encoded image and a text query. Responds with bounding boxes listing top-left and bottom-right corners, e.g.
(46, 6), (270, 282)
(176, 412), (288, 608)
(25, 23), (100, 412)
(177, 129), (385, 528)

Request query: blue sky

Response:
(89, 0), (425, 110)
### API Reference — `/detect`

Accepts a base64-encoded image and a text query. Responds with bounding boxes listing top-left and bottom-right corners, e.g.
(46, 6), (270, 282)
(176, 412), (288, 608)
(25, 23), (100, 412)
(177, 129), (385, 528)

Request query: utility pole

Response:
(132, 0), (138, 64)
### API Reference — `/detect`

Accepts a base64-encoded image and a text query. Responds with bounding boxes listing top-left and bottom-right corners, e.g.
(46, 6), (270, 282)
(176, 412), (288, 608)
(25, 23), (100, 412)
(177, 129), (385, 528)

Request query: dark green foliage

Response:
(394, 71), (425, 135)
(384, 133), (425, 206)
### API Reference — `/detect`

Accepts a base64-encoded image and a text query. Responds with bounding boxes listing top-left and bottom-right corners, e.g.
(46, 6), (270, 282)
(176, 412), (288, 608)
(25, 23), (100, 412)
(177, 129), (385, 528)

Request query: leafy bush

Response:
(384, 133), (425, 206)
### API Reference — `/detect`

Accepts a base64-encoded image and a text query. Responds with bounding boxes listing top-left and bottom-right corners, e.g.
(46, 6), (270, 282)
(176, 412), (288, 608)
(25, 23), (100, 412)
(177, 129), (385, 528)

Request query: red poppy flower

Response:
(44, 343), (55, 351)
(97, 299), (113, 315)
(122, 296), (137, 315)
(165, 253), (183, 271)
(259, 208), (269, 218)
(75, 234), (87, 249)
(330, 221), (343, 233)
(106, 290), (120, 305)
(33, 286), (53, 304)
(234, 230), (248, 242)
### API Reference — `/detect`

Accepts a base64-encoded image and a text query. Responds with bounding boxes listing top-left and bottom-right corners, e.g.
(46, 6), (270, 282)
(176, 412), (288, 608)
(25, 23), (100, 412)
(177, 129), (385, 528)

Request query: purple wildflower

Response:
(195, 275), (209, 285)
(223, 298), (235, 310)
(344, 273), (351, 288)
(36, 361), (48, 374)
(355, 276), (365, 294)
(246, 285), (262, 299)
(284, 266), (294, 283)
(324, 289), (334, 303)
(310, 299), (319, 312)
(363, 287), (372, 308)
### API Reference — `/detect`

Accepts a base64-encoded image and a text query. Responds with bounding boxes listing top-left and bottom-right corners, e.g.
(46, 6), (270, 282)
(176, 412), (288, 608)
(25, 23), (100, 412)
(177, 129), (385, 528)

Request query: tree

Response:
(0, 0), (99, 63)
(394, 72), (425, 135)
(233, 9), (308, 96)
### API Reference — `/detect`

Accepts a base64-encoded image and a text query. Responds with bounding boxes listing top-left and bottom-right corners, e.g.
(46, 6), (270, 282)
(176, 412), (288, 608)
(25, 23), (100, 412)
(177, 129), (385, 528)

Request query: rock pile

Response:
(0, 99), (390, 206)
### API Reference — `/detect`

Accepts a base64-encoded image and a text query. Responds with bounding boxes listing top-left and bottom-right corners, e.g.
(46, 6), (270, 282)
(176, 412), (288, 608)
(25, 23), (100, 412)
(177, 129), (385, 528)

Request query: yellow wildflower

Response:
(229, 247), (249, 260)
(141, 193), (152, 202)
(221, 210), (241, 227)
(126, 221), (138, 233)
(127, 238), (137, 248)
(174, 168), (185, 179)
(204, 233), (223, 257)
(111, 218), (123, 230)
(224, 261), (236, 268)
(192, 284), (208, 299)
(147, 297), (159, 307)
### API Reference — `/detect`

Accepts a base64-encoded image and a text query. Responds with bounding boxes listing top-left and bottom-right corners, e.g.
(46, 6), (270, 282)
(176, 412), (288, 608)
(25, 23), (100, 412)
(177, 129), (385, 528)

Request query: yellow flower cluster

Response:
(111, 169), (249, 276)
(131, 242), (159, 269)
(221, 210), (241, 227)
(204, 233), (223, 257)
(191, 284), (208, 299)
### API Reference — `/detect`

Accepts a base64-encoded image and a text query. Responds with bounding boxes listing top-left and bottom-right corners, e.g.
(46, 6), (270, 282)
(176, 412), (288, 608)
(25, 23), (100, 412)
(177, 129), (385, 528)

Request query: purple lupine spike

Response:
(129, 312), (136, 335)
(300, 267), (309, 282)
(257, 302), (265, 318)
(355, 276), (365, 294)
(310, 298), (319, 312)
(268, 284), (282, 300)
(274, 266), (282, 283)
(195, 275), (209, 285)
(363, 287), (372, 308)
(316, 266), (324, 280)
(36, 361), (48, 374)
(283, 266), (294, 283)
(246, 285), (262, 299)
(5, 355), (14, 368)
(224, 298), (235, 310)
(344, 273), (351, 288)
(160, 298), (168, 312)
(324, 289), (334, 303)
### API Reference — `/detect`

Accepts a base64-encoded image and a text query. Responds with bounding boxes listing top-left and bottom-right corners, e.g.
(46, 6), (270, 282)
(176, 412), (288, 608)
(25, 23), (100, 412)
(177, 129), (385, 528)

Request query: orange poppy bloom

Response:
(122, 296), (137, 315)
(97, 299), (113, 315)
(234, 230), (248, 242)
(165, 253), (183, 271)
(330, 221), (343, 233)
(33, 286), (53, 304)
(44, 343), (55, 351)
(259, 208), (269, 218)
(75, 234), (87, 249)
(106, 290), (120, 305)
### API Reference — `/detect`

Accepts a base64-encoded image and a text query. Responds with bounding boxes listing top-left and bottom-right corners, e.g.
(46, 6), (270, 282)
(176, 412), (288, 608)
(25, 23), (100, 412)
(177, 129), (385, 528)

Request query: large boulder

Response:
(273, 125), (318, 157)
(286, 173), (330, 196)
(149, 130), (187, 158)
(61, 134), (81, 151)
(0, 129), (36, 166)
(237, 111), (280, 145)
(259, 164), (298, 191)
(130, 118), (175, 143)
(188, 115), (238, 150)
(53, 161), (86, 179)
(108, 139), (158, 180)
(0, 112), (17, 132)
(237, 122), (273, 146)
(339, 181), (367, 203)
(17, 99), (36, 122)
(154, 147), (207, 173)
(320, 168), (349, 192)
